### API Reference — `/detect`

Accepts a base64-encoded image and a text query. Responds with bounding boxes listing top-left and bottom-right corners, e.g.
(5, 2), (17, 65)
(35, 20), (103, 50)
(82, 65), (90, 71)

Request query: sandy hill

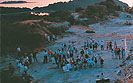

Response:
(33, 0), (129, 12)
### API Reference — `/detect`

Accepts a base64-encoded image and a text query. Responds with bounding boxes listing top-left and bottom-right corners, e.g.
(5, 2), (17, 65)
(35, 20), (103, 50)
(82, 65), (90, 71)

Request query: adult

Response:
(47, 35), (50, 42)
(109, 41), (112, 50)
(94, 57), (98, 67)
(122, 49), (126, 61)
(24, 64), (28, 73)
(100, 58), (104, 67)
(111, 49), (115, 59)
(54, 52), (59, 68)
(101, 41), (104, 50)
(48, 49), (52, 62)
(106, 42), (109, 50)
(52, 35), (56, 41)
(29, 52), (33, 64)
(80, 49), (84, 57)
(16, 46), (21, 57)
(43, 49), (48, 64)
(8, 63), (14, 76)
(33, 51), (38, 63)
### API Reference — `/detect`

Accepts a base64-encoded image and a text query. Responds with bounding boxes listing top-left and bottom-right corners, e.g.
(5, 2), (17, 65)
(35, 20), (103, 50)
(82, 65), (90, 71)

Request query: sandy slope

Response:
(28, 12), (133, 83)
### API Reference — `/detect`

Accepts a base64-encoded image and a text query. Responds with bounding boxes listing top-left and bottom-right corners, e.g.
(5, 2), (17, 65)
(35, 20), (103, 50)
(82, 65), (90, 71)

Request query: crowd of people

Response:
(14, 38), (128, 74)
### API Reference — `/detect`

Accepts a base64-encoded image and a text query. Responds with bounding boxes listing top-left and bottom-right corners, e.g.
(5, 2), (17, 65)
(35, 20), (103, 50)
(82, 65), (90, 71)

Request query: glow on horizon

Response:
(119, 0), (133, 7)
(0, 0), (71, 9)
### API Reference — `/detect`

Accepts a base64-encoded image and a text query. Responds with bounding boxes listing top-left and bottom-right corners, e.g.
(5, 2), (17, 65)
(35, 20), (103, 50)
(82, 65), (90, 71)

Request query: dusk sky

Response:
(0, 0), (132, 9)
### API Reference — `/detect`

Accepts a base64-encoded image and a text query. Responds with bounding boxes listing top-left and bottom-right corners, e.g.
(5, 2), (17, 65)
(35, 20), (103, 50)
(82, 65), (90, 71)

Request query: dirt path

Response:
(28, 13), (133, 83)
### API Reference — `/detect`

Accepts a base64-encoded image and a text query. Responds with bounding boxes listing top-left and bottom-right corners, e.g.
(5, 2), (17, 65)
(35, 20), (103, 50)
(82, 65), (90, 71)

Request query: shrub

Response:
(75, 7), (84, 12)
(124, 22), (132, 25)
(85, 30), (95, 33)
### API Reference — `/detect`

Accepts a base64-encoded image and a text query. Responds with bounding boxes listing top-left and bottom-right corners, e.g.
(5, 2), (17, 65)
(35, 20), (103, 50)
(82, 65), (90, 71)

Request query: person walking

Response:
(101, 41), (104, 50)
(54, 52), (59, 68)
(16, 46), (21, 57)
(33, 51), (38, 63)
(80, 49), (84, 57)
(100, 58), (104, 67)
(47, 35), (50, 42)
(118, 48), (121, 59)
(48, 49), (52, 62)
(8, 63), (14, 76)
(52, 35), (56, 41)
(106, 42), (109, 50)
(94, 57), (98, 67)
(43, 49), (48, 64)
(122, 49), (126, 61)
(111, 49), (115, 59)
(109, 41), (112, 50)
(29, 52), (33, 64)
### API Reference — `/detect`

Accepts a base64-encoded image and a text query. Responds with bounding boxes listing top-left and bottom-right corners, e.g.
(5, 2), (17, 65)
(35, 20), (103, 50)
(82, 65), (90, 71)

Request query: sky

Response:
(119, 0), (133, 7)
(0, 0), (132, 9)
(0, 0), (71, 9)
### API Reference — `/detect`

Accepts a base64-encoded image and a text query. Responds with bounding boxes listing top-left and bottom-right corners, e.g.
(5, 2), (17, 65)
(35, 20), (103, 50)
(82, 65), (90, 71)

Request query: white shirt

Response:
(17, 47), (21, 52)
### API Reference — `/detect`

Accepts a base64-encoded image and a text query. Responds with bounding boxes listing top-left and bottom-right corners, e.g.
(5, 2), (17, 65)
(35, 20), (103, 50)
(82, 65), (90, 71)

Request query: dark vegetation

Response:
(0, 67), (33, 83)
(128, 7), (133, 14)
(74, 0), (122, 25)
(85, 30), (95, 33)
(75, 7), (84, 12)
(1, 14), (41, 55)
(32, 0), (128, 12)
(124, 22), (133, 25)
(32, 0), (108, 11)
(49, 10), (75, 25)
(0, 69), (25, 83)
(0, 7), (31, 14)
(1, 11), (71, 55)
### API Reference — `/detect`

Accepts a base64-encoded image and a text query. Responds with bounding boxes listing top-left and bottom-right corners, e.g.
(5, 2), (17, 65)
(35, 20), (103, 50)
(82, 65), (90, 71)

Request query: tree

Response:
(50, 10), (75, 24)
(85, 5), (108, 19)
(128, 7), (133, 14)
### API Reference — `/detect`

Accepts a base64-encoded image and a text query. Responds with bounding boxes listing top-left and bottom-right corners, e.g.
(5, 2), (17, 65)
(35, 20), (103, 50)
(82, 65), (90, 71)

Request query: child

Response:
(111, 49), (115, 59)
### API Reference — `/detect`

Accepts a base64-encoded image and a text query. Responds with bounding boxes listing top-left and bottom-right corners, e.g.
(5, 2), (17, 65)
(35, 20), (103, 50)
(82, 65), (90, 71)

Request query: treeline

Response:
(0, 7), (31, 14)
(74, 0), (122, 25)
(32, 0), (128, 12)
(32, 0), (105, 11)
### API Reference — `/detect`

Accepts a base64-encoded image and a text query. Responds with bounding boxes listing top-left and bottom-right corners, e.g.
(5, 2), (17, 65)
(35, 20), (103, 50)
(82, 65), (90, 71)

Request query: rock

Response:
(123, 22), (132, 25)
(34, 70), (37, 72)
(96, 78), (110, 83)
(96, 75), (100, 77)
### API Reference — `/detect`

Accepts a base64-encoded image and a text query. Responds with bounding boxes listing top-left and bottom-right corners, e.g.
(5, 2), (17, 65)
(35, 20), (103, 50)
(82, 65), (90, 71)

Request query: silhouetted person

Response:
(33, 51), (38, 62)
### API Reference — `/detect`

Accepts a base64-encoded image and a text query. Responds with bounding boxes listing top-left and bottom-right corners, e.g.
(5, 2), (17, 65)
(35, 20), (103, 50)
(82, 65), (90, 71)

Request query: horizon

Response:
(0, 0), (132, 9)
